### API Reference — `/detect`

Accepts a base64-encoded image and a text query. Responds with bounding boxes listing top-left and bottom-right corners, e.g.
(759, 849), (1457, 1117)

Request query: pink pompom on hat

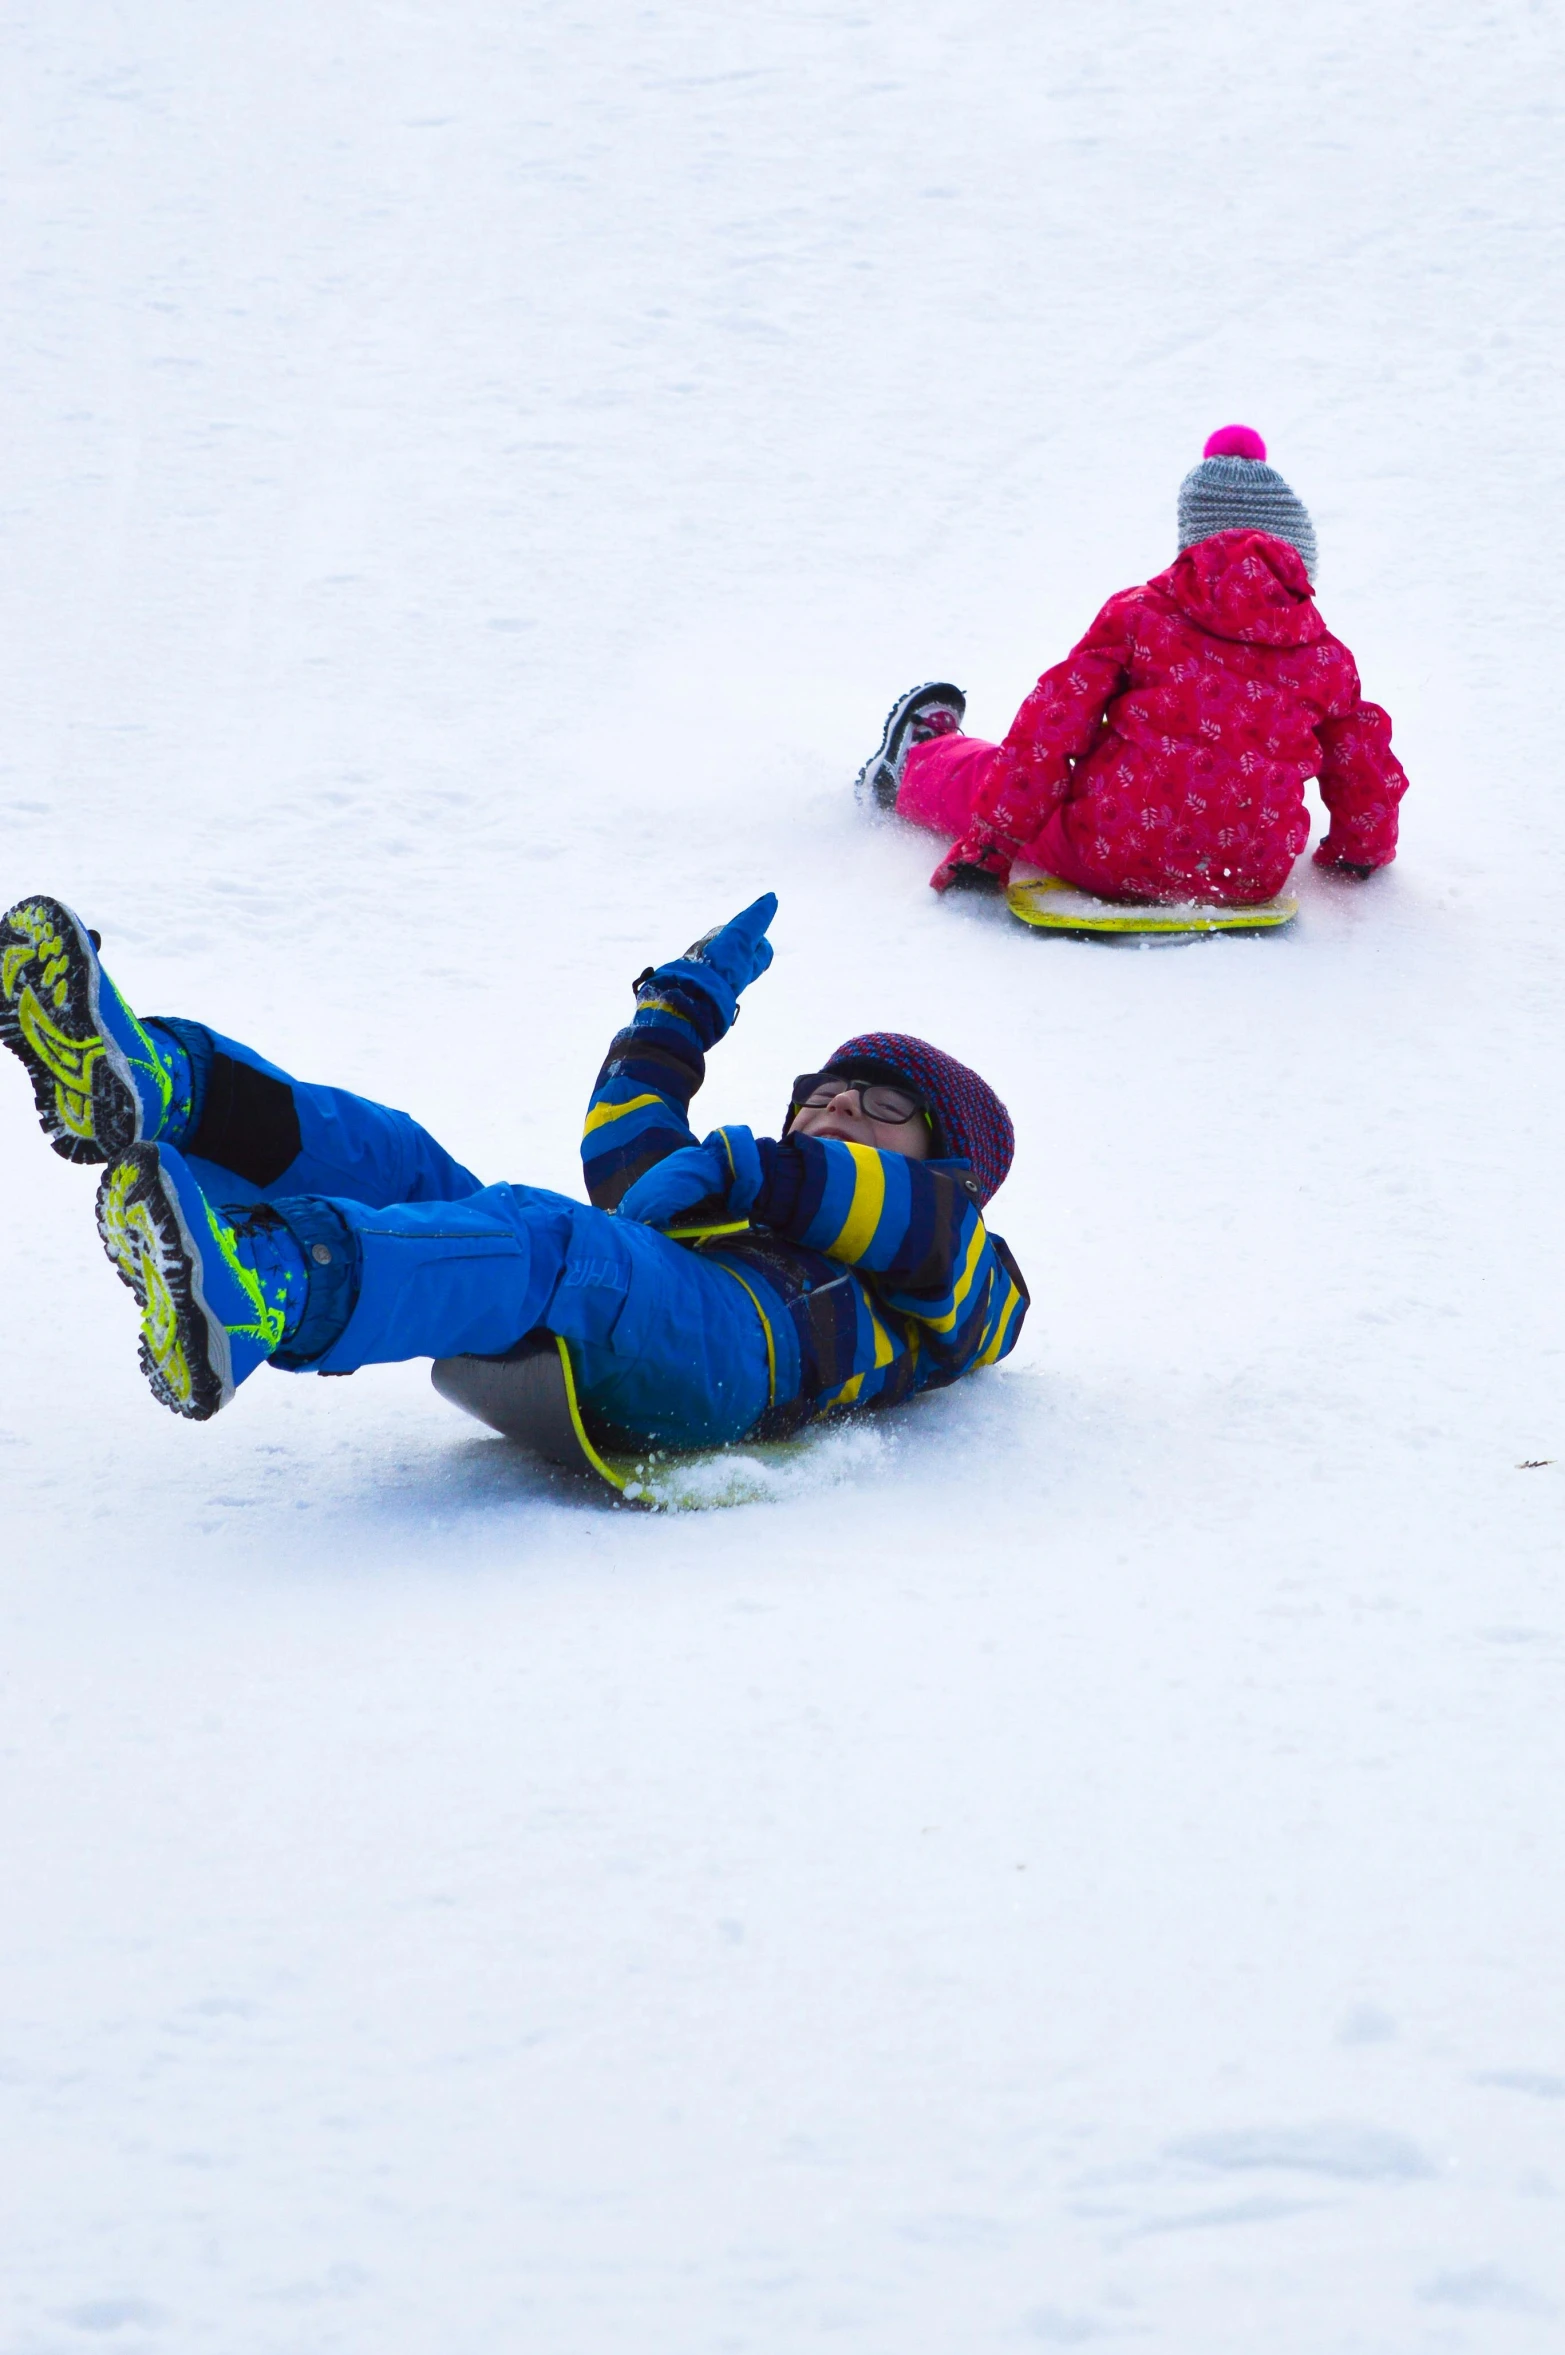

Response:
(1203, 423), (1267, 462)
(1177, 424), (1316, 577)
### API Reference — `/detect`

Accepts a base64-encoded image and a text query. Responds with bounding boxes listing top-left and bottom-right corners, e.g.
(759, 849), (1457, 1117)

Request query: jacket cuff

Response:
(1313, 839), (1387, 872)
(750, 1135), (804, 1231)
(634, 973), (727, 1050)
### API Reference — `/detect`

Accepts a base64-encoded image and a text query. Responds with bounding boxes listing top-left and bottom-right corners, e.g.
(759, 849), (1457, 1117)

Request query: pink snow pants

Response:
(896, 733), (997, 835)
(897, 733), (1107, 896)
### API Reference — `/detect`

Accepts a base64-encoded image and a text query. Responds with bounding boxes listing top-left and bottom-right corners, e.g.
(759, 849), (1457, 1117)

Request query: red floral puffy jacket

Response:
(952, 529), (1408, 905)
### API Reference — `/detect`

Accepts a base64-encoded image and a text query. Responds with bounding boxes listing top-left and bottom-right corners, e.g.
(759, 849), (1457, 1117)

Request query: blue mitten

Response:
(618, 1125), (764, 1228)
(648, 892), (777, 1032)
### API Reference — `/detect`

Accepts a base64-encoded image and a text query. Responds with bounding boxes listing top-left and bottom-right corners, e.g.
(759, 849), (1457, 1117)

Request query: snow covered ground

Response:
(3, 2), (1564, 2346)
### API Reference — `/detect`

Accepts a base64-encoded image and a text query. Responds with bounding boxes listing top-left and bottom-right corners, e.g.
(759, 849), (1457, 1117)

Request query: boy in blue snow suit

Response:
(0, 891), (1028, 1444)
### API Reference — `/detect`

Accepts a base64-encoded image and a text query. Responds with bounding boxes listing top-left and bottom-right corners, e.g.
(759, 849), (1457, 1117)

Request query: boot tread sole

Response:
(96, 1146), (225, 1421)
(0, 895), (137, 1164)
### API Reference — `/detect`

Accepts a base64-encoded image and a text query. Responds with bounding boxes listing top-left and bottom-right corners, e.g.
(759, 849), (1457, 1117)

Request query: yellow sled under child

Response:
(432, 1332), (816, 1512)
(1007, 873), (1298, 945)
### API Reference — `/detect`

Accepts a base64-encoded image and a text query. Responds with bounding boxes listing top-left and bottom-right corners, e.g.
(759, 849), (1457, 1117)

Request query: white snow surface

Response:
(2, 4), (1564, 2348)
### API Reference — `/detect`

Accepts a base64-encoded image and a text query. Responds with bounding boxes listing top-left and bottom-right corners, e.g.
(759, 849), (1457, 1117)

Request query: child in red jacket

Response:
(856, 427), (1409, 907)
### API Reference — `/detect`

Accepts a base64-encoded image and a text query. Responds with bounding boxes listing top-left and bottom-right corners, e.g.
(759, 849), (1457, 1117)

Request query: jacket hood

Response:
(1155, 528), (1324, 647)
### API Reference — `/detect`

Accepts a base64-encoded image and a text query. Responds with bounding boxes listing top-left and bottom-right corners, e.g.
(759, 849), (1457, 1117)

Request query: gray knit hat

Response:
(1177, 425), (1317, 579)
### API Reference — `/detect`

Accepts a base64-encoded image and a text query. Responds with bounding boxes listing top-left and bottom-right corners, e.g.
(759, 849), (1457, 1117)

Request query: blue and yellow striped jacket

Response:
(582, 978), (1028, 1435)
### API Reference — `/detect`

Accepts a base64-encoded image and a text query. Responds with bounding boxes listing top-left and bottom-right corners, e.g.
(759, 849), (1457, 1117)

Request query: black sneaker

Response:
(854, 682), (966, 812)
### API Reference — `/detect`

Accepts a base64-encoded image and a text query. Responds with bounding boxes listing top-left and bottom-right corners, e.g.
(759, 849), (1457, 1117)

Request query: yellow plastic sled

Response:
(1007, 873), (1298, 944)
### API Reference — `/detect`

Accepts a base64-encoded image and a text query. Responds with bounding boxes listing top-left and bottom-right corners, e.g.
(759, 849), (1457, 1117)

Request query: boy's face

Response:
(788, 1073), (932, 1161)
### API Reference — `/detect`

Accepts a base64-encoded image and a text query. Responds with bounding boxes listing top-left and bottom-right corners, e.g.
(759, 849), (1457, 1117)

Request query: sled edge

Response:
(1006, 876), (1298, 936)
(431, 1334), (633, 1495)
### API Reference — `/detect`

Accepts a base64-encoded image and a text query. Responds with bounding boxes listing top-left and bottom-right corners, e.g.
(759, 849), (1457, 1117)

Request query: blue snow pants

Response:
(179, 1026), (772, 1449)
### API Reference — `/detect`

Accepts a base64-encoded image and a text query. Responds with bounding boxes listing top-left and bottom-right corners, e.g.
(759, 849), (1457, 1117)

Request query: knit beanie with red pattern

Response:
(790, 1031), (1015, 1205)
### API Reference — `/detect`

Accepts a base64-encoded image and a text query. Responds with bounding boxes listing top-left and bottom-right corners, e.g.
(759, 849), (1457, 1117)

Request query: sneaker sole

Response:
(0, 895), (139, 1164)
(96, 1146), (231, 1420)
(854, 681), (966, 813)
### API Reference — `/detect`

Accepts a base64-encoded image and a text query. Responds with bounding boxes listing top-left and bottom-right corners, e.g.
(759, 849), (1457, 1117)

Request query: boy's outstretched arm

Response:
(581, 894), (776, 1210)
(933, 598), (1132, 890)
(1313, 696), (1408, 873)
(752, 1137), (1029, 1375)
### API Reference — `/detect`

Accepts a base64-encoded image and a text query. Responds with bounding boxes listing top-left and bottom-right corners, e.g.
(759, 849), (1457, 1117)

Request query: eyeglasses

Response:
(791, 1070), (928, 1126)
